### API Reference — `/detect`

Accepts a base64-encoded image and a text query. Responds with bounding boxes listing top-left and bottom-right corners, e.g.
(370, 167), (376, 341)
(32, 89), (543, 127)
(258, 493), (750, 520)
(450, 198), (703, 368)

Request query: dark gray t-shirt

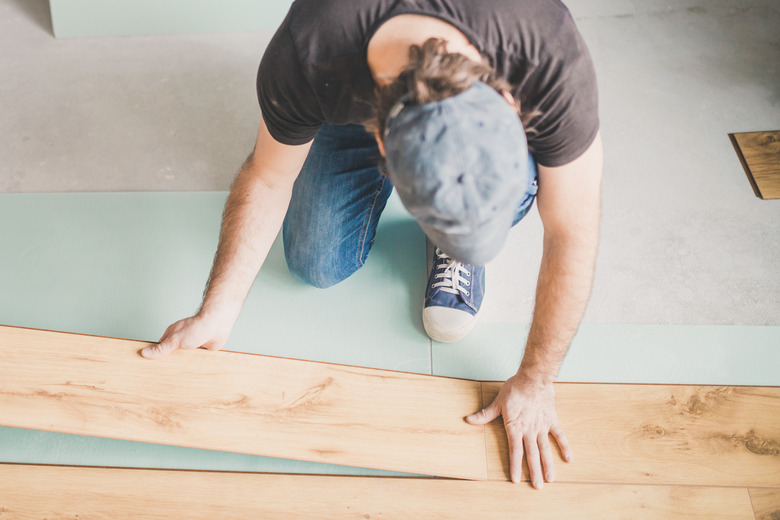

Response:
(257, 0), (599, 167)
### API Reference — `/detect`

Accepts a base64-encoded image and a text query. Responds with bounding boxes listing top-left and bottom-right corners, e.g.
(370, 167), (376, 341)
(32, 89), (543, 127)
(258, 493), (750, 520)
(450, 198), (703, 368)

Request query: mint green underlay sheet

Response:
(0, 192), (430, 369)
(433, 323), (780, 386)
(1, 191), (778, 474)
(49, 0), (293, 38)
(0, 191), (426, 475)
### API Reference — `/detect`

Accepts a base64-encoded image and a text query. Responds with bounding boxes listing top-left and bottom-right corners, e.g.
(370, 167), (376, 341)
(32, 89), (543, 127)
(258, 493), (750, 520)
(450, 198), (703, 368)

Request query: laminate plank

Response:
(750, 488), (780, 520)
(0, 464), (757, 520)
(482, 382), (780, 486)
(0, 325), (486, 480)
(730, 131), (780, 199)
(5, 325), (780, 486)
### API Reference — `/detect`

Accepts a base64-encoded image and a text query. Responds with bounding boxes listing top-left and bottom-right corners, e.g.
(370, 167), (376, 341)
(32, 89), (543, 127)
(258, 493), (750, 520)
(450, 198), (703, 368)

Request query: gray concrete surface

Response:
(1, 0), (267, 192)
(1, 0), (779, 326)
(487, 0), (780, 326)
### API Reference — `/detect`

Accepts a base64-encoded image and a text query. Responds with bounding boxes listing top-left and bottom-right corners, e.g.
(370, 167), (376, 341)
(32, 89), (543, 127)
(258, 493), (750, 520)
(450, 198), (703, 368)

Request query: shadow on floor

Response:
(7, 0), (53, 37)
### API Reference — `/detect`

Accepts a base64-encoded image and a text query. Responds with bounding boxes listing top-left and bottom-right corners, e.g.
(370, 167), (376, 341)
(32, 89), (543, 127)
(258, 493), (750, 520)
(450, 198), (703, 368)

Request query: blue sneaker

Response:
(423, 247), (485, 342)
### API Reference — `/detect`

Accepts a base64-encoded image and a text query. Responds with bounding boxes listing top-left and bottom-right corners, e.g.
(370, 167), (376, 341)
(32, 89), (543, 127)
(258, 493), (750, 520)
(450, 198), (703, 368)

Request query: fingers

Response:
(465, 401), (500, 425)
(550, 423), (574, 463)
(141, 323), (188, 359)
(525, 428), (570, 488)
(508, 429), (562, 488)
(141, 315), (230, 360)
(524, 434), (544, 489)
(140, 338), (180, 359)
(487, 377), (570, 489)
(538, 432), (555, 483)
(507, 428), (525, 484)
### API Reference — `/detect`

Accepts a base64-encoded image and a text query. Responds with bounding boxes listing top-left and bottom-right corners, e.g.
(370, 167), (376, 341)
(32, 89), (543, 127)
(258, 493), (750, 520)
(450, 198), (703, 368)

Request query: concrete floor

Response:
(2, 0), (779, 329)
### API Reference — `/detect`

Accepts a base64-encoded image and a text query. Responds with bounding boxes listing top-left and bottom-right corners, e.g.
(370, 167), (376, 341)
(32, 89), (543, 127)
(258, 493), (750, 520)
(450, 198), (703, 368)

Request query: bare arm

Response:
(467, 132), (603, 487)
(521, 132), (603, 384)
(142, 119), (313, 359)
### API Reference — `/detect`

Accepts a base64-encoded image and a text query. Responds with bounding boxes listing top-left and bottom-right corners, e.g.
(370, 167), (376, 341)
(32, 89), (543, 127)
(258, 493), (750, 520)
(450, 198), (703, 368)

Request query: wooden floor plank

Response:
(730, 130), (780, 199)
(750, 488), (780, 520)
(4, 325), (779, 487)
(0, 464), (757, 520)
(483, 382), (780, 486)
(0, 325), (486, 480)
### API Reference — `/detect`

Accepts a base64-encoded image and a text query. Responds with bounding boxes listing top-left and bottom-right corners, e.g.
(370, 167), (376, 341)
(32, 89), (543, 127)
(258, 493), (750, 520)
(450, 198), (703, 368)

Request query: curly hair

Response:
(364, 38), (538, 138)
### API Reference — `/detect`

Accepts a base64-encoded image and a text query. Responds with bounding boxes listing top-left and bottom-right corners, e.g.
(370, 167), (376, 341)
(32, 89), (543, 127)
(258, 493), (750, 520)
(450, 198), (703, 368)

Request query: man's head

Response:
(367, 39), (535, 266)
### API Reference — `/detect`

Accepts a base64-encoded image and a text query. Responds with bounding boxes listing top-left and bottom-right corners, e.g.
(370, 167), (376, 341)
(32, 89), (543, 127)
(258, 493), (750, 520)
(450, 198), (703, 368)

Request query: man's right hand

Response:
(141, 313), (231, 360)
(141, 119), (311, 362)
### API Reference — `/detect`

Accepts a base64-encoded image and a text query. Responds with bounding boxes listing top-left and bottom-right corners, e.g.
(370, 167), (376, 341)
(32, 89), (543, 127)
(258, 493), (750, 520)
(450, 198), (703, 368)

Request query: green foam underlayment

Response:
(1, 191), (777, 474)
(433, 323), (780, 386)
(0, 426), (413, 477)
(49, 0), (293, 38)
(0, 191), (426, 475)
(0, 192), (430, 370)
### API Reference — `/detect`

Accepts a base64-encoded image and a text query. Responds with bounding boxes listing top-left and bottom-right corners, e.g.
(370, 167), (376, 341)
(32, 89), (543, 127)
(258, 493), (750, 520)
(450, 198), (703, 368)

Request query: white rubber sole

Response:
(422, 306), (481, 343)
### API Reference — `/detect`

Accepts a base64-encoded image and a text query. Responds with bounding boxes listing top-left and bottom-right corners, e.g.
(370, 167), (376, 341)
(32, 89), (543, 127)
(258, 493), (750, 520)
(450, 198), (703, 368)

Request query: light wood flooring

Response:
(1, 325), (778, 517)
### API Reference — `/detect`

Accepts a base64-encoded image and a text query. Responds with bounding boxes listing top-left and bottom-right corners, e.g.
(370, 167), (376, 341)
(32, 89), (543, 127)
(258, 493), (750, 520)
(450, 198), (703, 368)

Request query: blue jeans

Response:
(283, 124), (537, 288)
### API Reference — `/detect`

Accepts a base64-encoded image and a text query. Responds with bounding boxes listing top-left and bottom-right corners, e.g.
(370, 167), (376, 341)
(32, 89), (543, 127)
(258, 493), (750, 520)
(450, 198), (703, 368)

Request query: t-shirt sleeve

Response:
(522, 22), (600, 167)
(256, 22), (323, 145)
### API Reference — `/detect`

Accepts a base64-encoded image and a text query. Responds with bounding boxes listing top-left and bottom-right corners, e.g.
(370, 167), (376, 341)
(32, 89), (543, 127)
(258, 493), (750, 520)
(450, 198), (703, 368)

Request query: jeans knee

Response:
(285, 252), (355, 289)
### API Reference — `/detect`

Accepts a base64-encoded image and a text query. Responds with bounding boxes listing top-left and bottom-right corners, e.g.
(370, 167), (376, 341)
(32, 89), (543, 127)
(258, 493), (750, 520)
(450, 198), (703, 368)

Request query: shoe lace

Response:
(431, 248), (471, 297)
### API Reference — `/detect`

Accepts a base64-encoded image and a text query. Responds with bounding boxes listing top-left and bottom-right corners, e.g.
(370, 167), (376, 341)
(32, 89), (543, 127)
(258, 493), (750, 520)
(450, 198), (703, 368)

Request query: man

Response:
(142, 0), (603, 490)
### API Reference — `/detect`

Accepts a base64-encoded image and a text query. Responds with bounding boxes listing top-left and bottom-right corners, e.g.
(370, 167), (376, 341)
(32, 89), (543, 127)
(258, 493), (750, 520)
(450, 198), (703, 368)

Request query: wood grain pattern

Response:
(4, 325), (780, 487)
(0, 325), (486, 480)
(730, 131), (780, 199)
(482, 382), (780, 486)
(0, 464), (757, 520)
(750, 488), (780, 520)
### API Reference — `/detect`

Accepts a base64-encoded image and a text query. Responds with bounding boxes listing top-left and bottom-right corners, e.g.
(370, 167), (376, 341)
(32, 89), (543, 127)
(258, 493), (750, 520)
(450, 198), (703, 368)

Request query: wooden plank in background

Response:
(482, 382), (780, 486)
(0, 325), (486, 480)
(750, 488), (780, 520)
(730, 131), (780, 199)
(0, 464), (757, 520)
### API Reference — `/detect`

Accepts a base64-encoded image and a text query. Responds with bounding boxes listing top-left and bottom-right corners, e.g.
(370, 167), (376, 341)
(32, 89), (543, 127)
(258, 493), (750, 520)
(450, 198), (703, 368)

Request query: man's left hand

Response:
(466, 374), (572, 488)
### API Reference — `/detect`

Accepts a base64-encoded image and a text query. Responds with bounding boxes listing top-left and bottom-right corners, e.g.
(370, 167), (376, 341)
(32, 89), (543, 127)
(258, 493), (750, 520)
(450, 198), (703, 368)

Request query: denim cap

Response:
(383, 81), (530, 266)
